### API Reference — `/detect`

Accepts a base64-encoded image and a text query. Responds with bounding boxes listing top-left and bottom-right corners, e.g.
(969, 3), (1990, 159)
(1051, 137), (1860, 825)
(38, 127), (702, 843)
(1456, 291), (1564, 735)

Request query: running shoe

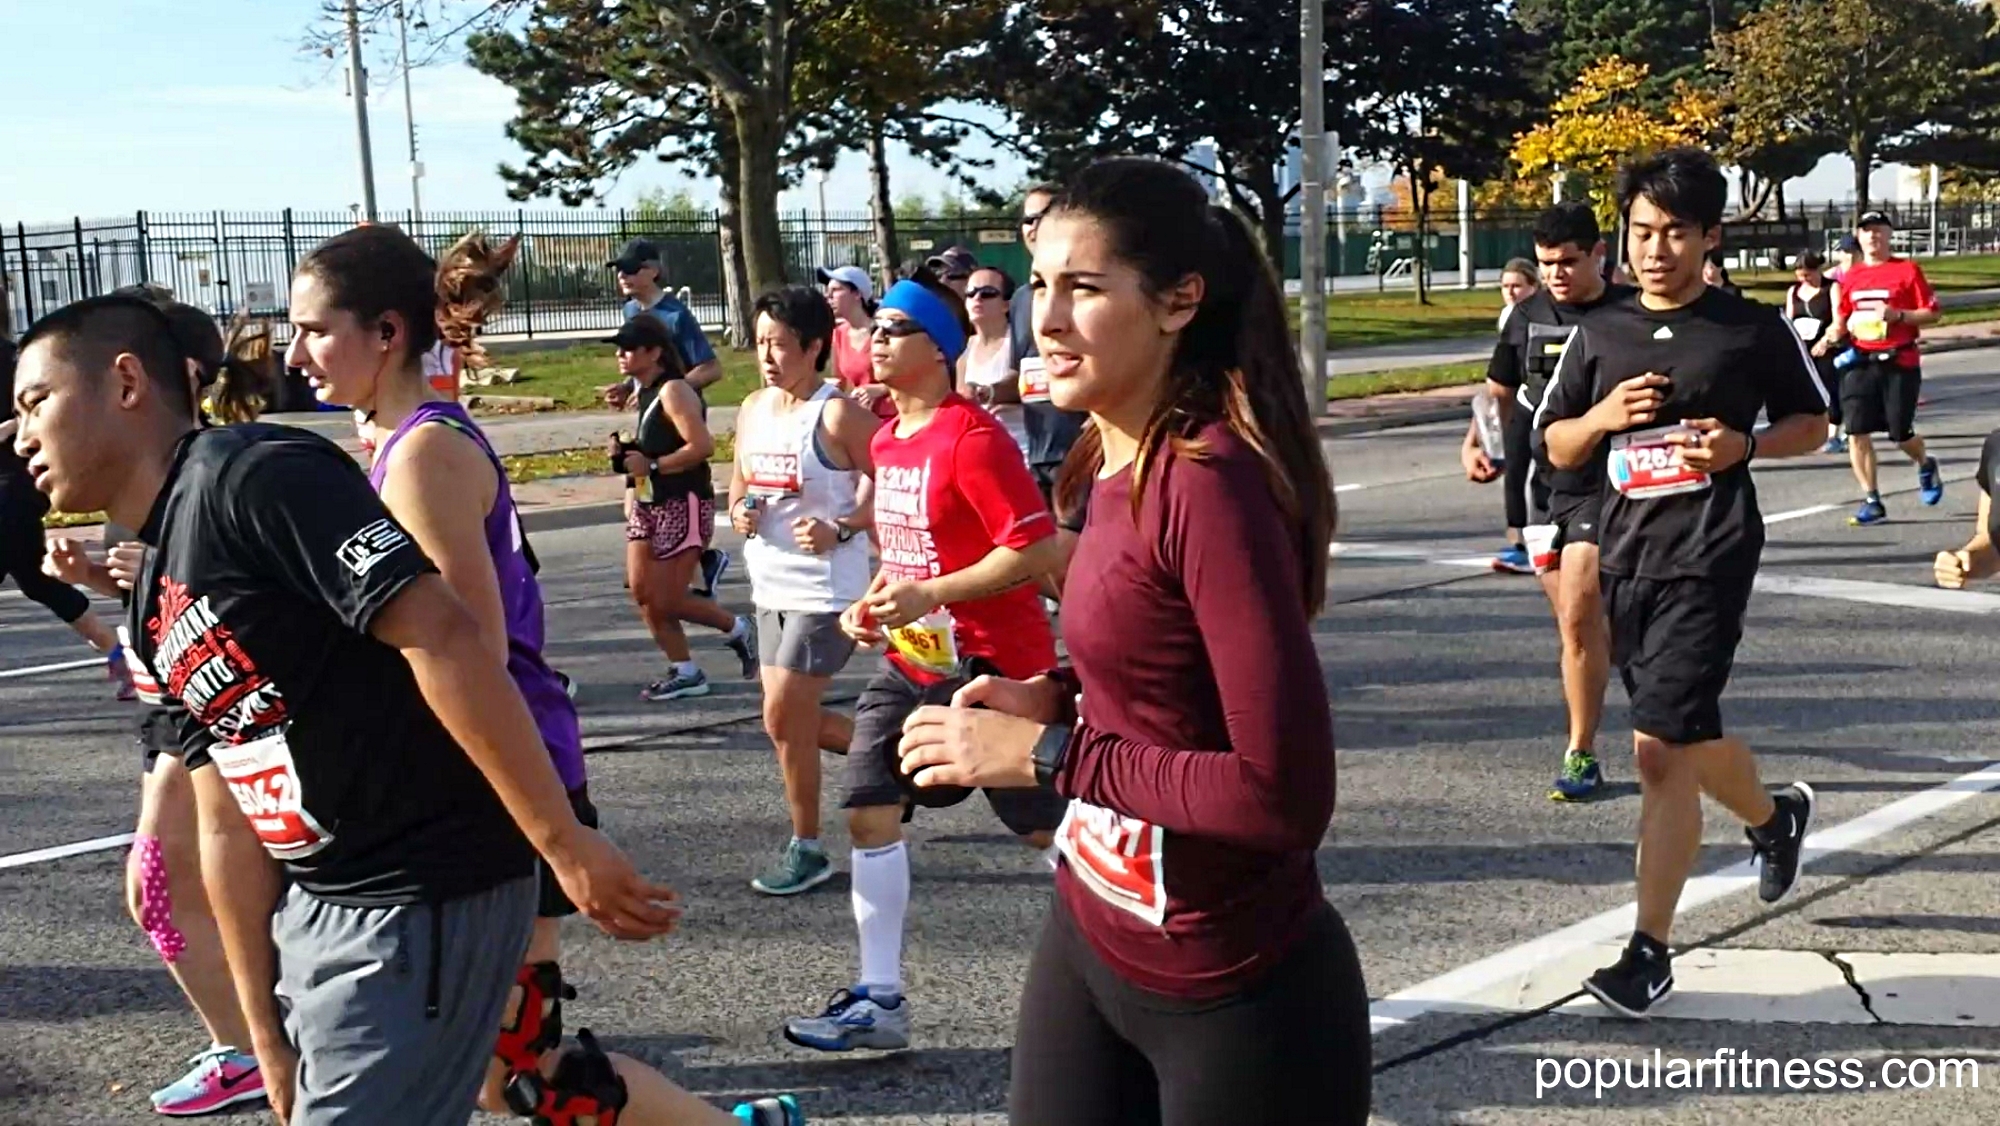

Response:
(1918, 457), (1944, 506)
(693, 548), (731, 598)
(1820, 435), (1848, 455)
(1848, 497), (1887, 526)
(1548, 749), (1603, 802)
(725, 615), (759, 680)
(1746, 781), (1816, 904)
(1492, 544), (1533, 574)
(784, 986), (911, 1052)
(1583, 937), (1674, 1019)
(641, 669), (711, 702)
(151, 1047), (265, 1116)
(108, 646), (136, 702)
(752, 840), (834, 897)
(733, 1095), (805, 1125)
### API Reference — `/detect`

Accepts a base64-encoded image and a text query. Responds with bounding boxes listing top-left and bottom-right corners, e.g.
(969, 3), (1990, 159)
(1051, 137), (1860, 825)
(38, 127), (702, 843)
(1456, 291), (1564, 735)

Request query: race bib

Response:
(743, 451), (802, 496)
(1018, 357), (1051, 404)
(1790, 316), (1823, 342)
(210, 730), (332, 860)
(888, 610), (959, 675)
(1608, 425), (1712, 499)
(1056, 799), (1167, 926)
(1848, 308), (1890, 343)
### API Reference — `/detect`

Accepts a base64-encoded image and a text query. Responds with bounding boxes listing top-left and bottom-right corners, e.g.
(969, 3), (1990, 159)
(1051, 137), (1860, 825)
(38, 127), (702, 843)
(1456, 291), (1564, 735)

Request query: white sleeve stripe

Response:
(1529, 330), (1584, 434)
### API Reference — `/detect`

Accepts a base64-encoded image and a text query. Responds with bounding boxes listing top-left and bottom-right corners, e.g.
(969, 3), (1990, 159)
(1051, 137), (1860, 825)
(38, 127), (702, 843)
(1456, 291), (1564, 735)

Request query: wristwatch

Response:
(835, 522), (858, 544)
(1032, 723), (1074, 787)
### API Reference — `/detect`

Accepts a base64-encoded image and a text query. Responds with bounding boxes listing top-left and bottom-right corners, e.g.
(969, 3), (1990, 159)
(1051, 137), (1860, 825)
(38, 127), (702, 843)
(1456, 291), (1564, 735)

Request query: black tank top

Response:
(634, 374), (714, 502)
(1785, 284), (1835, 347)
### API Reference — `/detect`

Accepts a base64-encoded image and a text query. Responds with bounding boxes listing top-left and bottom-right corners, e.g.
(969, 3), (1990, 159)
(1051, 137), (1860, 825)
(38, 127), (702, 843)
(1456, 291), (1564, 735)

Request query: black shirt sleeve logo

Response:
(335, 519), (414, 578)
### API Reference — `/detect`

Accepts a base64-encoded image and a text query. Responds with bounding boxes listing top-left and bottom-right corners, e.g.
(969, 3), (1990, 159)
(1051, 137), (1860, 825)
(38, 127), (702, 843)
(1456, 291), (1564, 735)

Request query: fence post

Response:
(136, 211), (151, 284)
(518, 209), (534, 339)
(18, 223), (35, 323)
(73, 217), (89, 298)
(283, 208), (298, 275)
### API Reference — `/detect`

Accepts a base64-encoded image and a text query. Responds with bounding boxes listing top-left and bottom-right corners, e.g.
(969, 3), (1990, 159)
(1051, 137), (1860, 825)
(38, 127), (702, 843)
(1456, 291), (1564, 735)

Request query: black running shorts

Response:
(1840, 357), (1920, 443)
(844, 657), (1067, 836)
(1603, 572), (1755, 745)
(1547, 488), (1602, 549)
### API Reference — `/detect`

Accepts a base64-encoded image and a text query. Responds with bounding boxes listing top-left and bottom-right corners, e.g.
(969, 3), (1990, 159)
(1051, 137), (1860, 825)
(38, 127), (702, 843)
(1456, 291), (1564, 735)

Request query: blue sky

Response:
(0, 2), (1920, 224)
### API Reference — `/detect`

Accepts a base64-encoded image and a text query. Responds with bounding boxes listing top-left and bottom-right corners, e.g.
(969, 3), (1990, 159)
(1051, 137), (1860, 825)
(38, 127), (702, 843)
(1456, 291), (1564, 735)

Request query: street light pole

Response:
(346, 0), (379, 223)
(397, 0), (423, 230)
(1299, 0), (1327, 418)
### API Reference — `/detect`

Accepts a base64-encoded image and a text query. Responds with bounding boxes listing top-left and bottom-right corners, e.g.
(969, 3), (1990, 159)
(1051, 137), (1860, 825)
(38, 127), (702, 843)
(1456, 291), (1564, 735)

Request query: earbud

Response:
(380, 322), (395, 343)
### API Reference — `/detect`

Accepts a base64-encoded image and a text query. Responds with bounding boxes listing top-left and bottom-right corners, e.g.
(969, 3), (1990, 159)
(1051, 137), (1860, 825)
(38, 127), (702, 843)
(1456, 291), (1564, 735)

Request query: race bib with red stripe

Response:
(743, 451), (803, 496)
(210, 730), (332, 860)
(1018, 357), (1051, 404)
(1056, 799), (1167, 926)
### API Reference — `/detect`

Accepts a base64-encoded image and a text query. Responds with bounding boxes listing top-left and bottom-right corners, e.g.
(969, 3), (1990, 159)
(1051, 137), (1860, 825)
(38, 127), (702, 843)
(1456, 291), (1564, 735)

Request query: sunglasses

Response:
(967, 286), (1003, 300)
(871, 317), (930, 340)
(1021, 208), (1048, 228)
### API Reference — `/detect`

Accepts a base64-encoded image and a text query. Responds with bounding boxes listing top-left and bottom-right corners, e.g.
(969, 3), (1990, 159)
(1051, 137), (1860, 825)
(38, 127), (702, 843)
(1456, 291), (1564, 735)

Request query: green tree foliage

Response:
(1518, 0), (1754, 98)
(1717, 0), (1989, 207)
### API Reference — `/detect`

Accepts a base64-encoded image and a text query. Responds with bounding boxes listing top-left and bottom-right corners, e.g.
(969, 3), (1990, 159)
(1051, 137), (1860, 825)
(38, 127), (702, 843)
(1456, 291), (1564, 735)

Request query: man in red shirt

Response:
(1825, 211), (1942, 525)
(783, 272), (1063, 1054)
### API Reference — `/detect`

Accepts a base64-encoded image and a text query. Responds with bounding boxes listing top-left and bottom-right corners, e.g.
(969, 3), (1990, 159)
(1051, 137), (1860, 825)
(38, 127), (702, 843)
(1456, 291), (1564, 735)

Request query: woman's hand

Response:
(107, 541), (147, 591)
(898, 705), (1044, 790)
(731, 499), (762, 538)
(622, 451), (653, 480)
(793, 517), (838, 555)
(839, 597), (883, 647)
(952, 674), (1067, 724)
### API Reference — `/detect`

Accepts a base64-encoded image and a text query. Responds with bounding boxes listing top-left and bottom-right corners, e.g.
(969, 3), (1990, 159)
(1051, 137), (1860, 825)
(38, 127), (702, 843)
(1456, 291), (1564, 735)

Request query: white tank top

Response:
(963, 334), (1028, 452)
(739, 383), (871, 612)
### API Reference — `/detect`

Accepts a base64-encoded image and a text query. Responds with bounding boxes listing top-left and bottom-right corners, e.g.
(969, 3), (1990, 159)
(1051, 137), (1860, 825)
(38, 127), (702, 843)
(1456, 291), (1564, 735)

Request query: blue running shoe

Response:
(784, 986), (911, 1052)
(693, 547), (731, 598)
(1919, 457), (1944, 506)
(1549, 749), (1604, 802)
(1493, 544), (1533, 574)
(1849, 497), (1888, 526)
(734, 1095), (804, 1125)
(1821, 435), (1847, 455)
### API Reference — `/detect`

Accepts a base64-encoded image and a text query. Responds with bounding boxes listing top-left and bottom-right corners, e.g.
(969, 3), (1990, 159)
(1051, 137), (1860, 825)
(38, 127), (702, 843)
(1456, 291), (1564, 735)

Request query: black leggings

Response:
(1502, 404), (1534, 531)
(0, 509), (89, 625)
(1010, 897), (1372, 1125)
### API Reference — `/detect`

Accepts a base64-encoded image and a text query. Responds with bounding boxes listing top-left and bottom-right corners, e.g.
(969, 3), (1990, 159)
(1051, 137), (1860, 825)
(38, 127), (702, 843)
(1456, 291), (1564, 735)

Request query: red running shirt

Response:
(870, 395), (1056, 681)
(1836, 258), (1937, 368)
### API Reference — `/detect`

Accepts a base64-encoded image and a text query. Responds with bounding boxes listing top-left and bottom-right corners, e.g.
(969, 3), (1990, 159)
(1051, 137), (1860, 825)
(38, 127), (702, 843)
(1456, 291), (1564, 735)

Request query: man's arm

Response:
(684, 358), (723, 391)
(923, 537), (1063, 606)
(191, 765), (286, 1052)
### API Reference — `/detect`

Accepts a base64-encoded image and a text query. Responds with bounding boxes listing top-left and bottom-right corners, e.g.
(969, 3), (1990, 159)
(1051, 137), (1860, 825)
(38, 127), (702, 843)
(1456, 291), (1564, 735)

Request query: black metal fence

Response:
(6, 200), (1997, 340)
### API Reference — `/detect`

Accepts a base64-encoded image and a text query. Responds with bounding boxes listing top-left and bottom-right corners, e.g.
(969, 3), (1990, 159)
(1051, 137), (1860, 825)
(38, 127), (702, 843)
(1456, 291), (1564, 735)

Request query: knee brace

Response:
(131, 835), (186, 964)
(495, 962), (574, 1077)
(504, 1028), (628, 1126)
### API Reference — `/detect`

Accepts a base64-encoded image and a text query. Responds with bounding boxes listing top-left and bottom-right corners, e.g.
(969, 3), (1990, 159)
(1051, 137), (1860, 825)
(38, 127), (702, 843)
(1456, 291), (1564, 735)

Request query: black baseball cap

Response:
(924, 245), (978, 278)
(1857, 210), (1895, 230)
(606, 315), (674, 351)
(609, 238), (662, 273)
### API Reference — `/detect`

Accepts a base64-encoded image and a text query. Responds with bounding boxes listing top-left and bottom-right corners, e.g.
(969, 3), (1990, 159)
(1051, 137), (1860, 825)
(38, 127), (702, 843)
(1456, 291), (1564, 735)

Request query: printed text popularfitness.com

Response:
(1535, 1050), (1979, 1099)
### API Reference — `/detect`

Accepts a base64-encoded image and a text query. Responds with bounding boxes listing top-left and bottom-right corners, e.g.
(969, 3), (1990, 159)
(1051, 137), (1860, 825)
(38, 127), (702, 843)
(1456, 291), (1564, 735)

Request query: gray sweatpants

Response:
(274, 875), (537, 1125)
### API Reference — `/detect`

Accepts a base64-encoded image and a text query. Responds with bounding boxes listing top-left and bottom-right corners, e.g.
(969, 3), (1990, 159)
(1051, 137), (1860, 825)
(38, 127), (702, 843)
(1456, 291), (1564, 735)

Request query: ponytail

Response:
(435, 232), (519, 372)
(1047, 158), (1336, 613)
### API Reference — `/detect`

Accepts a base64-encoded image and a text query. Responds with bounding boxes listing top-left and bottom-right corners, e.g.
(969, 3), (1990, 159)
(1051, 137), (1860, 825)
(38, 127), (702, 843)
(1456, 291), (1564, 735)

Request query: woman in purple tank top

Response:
(285, 225), (804, 1126)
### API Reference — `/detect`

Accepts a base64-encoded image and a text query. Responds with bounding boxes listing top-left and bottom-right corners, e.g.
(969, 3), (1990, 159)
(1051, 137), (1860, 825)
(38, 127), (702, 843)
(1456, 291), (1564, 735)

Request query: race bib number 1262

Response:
(210, 730), (333, 860)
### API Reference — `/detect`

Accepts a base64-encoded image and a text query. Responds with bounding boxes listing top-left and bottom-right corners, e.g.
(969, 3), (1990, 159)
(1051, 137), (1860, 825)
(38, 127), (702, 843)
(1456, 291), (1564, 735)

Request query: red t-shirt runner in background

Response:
(1836, 257), (1938, 369)
(870, 394), (1056, 682)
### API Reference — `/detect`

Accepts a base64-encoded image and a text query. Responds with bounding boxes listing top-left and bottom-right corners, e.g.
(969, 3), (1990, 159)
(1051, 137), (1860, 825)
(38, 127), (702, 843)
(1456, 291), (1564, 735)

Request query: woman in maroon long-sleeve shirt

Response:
(897, 157), (1371, 1124)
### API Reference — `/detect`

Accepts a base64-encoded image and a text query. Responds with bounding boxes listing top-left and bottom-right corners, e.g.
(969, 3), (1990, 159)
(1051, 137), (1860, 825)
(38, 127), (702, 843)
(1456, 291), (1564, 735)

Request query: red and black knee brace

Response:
(496, 962), (573, 1076)
(504, 1028), (629, 1126)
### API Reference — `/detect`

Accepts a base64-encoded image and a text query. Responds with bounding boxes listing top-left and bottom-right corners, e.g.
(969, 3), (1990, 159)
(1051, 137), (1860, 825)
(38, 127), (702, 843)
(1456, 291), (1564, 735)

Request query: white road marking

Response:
(1756, 574), (2000, 614)
(1369, 762), (2000, 1035)
(0, 657), (101, 681)
(1335, 482), (1367, 494)
(0, 833), (135, 871)
(1763, 502), (1843, 525)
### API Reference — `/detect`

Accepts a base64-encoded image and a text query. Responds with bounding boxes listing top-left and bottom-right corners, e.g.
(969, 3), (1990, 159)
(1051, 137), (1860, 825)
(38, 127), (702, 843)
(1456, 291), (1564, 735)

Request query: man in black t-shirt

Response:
(10, 296), (680, 1125)
(1539, 149), (1827, 1020)
(1469, 202), (1632, 803)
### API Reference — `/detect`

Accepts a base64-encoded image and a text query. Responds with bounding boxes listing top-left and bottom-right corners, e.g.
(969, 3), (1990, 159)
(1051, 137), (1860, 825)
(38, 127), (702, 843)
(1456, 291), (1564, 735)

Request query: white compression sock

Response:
(851, 839), (910, 996)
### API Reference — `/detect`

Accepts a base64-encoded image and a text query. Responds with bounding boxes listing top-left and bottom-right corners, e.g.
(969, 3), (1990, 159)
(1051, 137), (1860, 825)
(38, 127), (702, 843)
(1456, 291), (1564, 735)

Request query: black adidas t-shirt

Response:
(131, 424), (535, 905)
(1537, 288), (1828, 581)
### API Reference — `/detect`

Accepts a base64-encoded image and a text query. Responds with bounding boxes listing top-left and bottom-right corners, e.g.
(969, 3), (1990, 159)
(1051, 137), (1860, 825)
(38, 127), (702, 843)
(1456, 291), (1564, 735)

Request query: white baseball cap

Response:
(815, 264), (874, 302)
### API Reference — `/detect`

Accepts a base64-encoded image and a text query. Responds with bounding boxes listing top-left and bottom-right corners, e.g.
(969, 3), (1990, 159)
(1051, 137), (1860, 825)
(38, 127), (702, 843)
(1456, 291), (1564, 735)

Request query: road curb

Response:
(521, 500), (627, 535)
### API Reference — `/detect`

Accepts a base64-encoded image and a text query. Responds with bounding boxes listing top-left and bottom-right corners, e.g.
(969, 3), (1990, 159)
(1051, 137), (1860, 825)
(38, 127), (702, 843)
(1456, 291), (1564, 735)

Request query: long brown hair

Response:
(1050, 157), (1336, 612)
(297, 225), (519, 374)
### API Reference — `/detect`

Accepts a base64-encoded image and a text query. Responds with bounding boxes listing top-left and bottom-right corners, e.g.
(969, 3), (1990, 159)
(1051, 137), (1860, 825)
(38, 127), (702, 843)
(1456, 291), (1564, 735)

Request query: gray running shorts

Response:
(274, 875), (536, 1126)
(756, 607), (857, 677)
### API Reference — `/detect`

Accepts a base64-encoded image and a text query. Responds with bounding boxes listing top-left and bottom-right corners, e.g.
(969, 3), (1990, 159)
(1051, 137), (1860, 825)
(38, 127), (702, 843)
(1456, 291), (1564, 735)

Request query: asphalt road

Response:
(8, 349), (2000, 1124)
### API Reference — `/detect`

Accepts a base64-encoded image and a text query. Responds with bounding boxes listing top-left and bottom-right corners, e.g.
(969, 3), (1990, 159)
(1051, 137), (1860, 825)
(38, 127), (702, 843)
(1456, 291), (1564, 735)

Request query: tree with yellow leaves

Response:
(1510, 56), (1722, 229)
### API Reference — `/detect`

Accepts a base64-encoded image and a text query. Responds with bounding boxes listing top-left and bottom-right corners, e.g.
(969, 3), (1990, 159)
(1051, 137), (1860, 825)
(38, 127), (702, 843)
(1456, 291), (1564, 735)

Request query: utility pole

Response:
(397, 0), (423, 230)
(1299, 0), (1327, 417)
(1458, 178), (1474, 289)
(346, 0), (379, 223)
